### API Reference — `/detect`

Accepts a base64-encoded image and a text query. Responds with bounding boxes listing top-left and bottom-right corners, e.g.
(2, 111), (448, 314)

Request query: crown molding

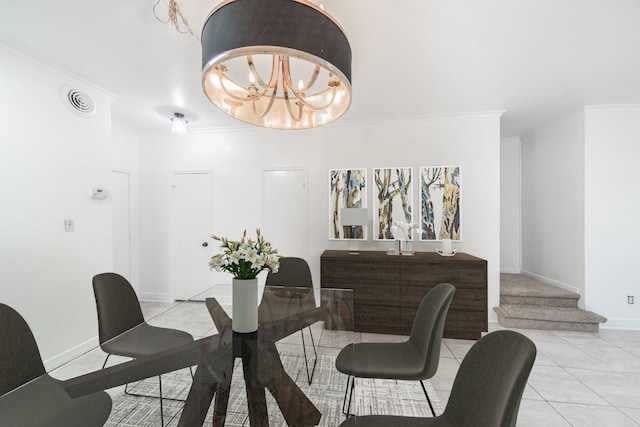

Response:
(500, 136), (521, 144)
(334, 110), (506, 128)
(0, 41), (116, 101)
(584, 104), (640, 113)
(141, 110), (507, 137)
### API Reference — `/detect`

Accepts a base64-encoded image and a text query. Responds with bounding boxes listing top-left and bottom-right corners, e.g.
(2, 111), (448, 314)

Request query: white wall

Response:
(137, 113), (502, 321)
(500, 137), (521, 273)
(521, 106), (640, 328)
(0, 46), (113, 366)
(584, 106), (640, 329)
(520, 111), (585, 301)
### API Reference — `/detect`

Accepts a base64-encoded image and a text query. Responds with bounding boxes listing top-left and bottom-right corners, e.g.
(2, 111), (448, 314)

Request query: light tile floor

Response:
(434, 325), (640, 427)
(302, 323), (640, 426)
(51, 301), (640, 426)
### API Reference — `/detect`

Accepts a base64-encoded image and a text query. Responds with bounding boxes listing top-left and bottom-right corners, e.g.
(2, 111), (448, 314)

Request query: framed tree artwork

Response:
(329, 168), (367, 240)
(419, 166), (461, 241)
(373, 167), (413, 240)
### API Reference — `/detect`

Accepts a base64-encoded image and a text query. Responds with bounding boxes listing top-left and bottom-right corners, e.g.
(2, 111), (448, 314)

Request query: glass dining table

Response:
(21, 284), (354, 426)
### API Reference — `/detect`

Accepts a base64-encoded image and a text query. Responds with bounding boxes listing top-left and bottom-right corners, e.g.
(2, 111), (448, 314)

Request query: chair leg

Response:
(101, 354), (110, 370)
(122, 376), (168, 426)
(300, 326), (318, 385)
(342, 375), (355, 416)
(158, 375), (165, 426)
(103, 355), (194, 426)
(123, 375), (187, 403)
(420, 380), (436, 417)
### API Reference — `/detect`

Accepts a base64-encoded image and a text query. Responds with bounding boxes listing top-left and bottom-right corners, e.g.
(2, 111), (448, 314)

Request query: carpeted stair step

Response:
(494, 304), (607, 332)
(500, 284), (580, 308)
(500, 273), (579, 308)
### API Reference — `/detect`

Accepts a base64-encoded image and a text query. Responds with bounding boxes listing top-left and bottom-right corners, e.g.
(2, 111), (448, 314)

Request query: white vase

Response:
(232, 277), (259, 333)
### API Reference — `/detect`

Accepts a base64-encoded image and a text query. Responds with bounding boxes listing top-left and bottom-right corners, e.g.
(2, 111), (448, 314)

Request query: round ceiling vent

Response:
(60, 87), (96, 117)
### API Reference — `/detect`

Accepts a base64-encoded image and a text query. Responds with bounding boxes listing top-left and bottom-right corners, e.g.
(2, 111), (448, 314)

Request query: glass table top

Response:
(1, 284), (355, 426)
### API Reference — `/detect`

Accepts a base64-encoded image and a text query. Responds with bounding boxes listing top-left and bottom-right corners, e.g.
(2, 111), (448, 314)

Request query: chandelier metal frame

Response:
(201, 0), (352, 130)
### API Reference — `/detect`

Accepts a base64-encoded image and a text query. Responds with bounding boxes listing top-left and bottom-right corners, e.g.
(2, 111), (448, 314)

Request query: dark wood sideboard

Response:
(320, 250), (488, 340)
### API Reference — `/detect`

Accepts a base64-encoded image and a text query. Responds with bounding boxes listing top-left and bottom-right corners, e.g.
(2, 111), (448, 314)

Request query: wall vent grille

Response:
(61, 87), (96, 117)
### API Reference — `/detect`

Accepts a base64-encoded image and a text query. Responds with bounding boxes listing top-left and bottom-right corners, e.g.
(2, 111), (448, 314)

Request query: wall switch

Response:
(64, 219), (74, 232)
(628, 295), (634, 305)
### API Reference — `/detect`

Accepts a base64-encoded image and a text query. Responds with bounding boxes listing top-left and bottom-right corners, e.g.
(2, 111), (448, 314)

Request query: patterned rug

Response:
(106, 353), (442, 426)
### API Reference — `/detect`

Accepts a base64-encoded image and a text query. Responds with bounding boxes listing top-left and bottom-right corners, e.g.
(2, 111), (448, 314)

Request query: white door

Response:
(171, 171), (213, 300)
(262, 169), (307, 258)
(112, 170), (132, 284)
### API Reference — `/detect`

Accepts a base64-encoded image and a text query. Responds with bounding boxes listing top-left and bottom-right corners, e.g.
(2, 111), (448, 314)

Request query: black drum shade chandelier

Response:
(201, 0), (352, 130)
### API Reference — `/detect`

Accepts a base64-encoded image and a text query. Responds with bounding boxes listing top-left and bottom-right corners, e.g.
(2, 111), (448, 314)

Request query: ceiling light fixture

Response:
(171, 112), (188, 135)
(201, 0), (352, 130)
(153, 0), (199, 40)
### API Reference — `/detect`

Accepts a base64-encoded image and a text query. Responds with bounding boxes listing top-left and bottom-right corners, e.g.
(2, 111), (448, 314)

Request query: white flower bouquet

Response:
(208, 228), (280, 279)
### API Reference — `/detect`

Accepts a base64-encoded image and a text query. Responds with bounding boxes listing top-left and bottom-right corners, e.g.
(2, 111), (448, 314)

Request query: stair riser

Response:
(496, 314), (599, 333)
(501, 295), (578, 308)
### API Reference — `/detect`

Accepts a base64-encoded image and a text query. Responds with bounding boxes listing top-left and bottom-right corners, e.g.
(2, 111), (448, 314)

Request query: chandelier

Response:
(153, 0), (199, 40)
(201, 0), (352, 130)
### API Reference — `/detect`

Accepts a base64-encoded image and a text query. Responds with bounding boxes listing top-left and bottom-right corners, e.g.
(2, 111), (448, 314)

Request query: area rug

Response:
(106, 353), (442, 426)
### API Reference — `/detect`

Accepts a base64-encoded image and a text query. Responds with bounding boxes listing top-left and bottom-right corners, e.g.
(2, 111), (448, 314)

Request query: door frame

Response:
(170, 170), (214, 300)
(111, 168), (138, 290)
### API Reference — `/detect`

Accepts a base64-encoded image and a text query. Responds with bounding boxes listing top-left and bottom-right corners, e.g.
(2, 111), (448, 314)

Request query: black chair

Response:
(0, 303), (112, 426)
(335, 283), (456, 416)
(92, 273), (194, 426)
(339, 329), (537, 426)
(262, 257), (319, 384)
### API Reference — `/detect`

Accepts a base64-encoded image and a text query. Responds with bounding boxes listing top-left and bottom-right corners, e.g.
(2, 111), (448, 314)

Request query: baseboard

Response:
(138, 292), (174, 301)
(520, 270), (581, 295)
(600, 318), (640, 331)
(43, 336), (99, 371)
(500, 269), (522, 274)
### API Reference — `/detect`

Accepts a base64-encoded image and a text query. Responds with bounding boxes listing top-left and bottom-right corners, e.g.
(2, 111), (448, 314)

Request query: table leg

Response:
(260, 342), (322, 426)
(177, 363), (219, 427)
(241, 341), (269, 427)
(212, 350), (234, 427)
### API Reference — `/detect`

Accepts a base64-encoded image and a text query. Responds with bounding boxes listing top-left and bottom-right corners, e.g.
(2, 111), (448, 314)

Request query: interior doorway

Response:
(171, 171), (213, 300)
(261, 168), (307, 259)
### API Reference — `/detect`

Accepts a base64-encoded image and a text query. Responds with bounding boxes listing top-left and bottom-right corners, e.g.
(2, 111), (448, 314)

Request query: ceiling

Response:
(2, 0), (639, 137)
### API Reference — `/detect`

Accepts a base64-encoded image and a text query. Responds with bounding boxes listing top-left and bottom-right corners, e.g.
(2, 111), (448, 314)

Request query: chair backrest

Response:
(265, 257), (313, 288)
(443, 330), (536, 427)
(408, 283), (456, 379)
(0, 303), (46, 395)
(93, 273), (145, 345)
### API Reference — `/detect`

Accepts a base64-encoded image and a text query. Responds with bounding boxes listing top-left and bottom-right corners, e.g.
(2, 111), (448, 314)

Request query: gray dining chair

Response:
(335, 283), (456, 416)
(339, 329), (537, 426)
(262, 257), (319, 384)
(92, 272), (194, 426)
(0, 302), (112, 426)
